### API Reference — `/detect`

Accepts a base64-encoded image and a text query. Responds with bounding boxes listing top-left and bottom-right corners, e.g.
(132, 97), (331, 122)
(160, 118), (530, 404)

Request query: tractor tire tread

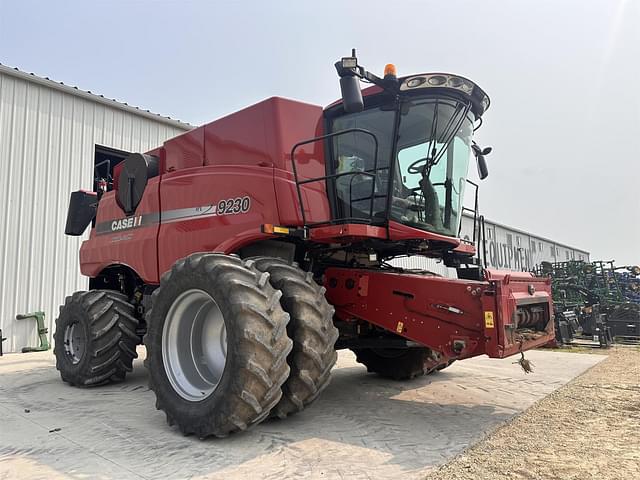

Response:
(54, 290), (138, 387)
(250, 256), (338, 419)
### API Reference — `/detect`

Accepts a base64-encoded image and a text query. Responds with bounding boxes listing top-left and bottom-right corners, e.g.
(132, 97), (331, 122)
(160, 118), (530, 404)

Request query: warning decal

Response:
(484, 311), (495, 328)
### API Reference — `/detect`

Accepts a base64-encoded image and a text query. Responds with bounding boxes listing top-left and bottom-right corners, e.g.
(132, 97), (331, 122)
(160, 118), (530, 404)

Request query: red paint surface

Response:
(81, 180), (160, 283)
(81, 97), (329, 282)
(157, 165), (277, 275)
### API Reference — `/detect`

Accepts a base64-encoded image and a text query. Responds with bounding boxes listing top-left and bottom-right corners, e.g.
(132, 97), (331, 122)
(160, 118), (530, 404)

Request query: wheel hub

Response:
(162, 289), (227, 401)
(64, 322), (86, 364)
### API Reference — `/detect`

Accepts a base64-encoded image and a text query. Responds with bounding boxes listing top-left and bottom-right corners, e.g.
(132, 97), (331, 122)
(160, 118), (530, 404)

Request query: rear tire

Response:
(251, 257), (338, 418)
(54, 290), (139, 386)
(352, 347), (440, 380)
(144, 253), (293, 437)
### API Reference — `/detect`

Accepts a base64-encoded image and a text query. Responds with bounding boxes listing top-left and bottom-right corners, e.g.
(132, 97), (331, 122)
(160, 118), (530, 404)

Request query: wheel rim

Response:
(162, 289), (227, 401)
(64, 322), (86, 364)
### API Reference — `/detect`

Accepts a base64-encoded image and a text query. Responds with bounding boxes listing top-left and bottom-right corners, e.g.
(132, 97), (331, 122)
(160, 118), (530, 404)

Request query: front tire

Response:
(144, 253), (293, 437)
(251, 257), (338, 418)
(54, 290), (139, 386)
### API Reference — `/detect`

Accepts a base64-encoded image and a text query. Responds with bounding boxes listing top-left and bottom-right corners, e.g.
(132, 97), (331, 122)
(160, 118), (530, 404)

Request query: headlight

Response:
(406, 77), (426, 88)
(400, 73), (490, 115)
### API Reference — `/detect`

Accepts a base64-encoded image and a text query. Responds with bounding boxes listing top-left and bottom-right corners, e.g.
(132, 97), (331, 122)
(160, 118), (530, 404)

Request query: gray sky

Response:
(1, 0), (638, 264)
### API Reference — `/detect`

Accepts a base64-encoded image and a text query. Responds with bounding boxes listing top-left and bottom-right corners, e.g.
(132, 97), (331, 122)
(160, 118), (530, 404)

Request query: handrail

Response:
(458, 178), (488, 267)
(480, 214), (488, 268)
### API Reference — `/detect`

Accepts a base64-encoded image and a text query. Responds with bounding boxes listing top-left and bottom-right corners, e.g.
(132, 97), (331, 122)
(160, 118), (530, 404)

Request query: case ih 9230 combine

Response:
(58, 51), (555, 437)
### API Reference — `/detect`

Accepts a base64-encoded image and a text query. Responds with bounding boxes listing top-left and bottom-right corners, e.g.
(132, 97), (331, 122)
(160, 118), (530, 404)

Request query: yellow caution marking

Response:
(396, 321), (404, 333)
(484, 311), (495, 328)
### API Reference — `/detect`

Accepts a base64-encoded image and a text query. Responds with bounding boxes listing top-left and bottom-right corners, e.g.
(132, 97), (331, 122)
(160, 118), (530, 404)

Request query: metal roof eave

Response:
(0, 63), (193, 131)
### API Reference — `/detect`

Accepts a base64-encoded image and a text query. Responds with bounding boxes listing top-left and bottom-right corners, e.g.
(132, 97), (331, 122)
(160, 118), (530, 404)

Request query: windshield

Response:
(329, 95), (474, 237)
(393, 98), (474, 237)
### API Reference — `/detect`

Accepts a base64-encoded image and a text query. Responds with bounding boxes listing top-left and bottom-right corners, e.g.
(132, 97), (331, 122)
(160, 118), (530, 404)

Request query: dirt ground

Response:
(0, 348), (605, 479)
(428, 346), (640, 480)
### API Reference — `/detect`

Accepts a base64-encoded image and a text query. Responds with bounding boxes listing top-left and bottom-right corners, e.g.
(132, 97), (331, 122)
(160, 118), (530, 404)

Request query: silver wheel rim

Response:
(64, 322), (86, 364)
(162, 289), (227, 401)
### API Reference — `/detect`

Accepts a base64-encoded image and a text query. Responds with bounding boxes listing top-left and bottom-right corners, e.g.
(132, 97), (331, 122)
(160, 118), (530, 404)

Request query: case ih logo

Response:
(111, 216), (143, 232)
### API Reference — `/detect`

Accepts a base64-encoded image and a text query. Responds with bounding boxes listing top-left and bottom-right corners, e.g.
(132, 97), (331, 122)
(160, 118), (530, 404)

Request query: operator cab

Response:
(318, 52), (491, 248)
(327, 91), (476, 238)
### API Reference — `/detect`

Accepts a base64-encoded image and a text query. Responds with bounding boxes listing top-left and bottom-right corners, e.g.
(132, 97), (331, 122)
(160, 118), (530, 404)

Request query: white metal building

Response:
(0, 64), (190, 353)
(391, 213), (590, 275)
(459, 214), (590, 270)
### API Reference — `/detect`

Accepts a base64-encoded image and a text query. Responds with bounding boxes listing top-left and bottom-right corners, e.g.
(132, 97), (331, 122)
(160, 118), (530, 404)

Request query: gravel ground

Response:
(428, 346), (640, 480)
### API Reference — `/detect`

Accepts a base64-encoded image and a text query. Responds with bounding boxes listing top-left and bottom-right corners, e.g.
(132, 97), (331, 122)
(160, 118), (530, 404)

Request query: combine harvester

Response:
(58, 51), (555, 437)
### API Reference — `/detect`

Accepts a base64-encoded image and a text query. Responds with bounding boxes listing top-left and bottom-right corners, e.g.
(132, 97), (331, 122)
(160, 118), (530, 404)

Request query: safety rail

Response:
(479, 214), (487, 268)
(458, 179), (487, 267)
(290, 128), (386, 227)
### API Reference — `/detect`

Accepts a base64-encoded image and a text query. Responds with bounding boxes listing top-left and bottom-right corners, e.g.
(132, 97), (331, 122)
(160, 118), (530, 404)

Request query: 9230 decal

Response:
(216, 196), (251, 215)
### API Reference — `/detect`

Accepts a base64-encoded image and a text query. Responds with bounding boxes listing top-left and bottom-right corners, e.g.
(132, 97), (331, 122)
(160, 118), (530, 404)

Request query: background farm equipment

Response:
(534, 260), (640, 346)
(15, 311), (50, 353)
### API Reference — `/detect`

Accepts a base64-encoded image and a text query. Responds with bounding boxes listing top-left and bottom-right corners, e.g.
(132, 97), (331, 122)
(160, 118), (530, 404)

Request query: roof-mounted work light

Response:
(400, 74), (490, 116)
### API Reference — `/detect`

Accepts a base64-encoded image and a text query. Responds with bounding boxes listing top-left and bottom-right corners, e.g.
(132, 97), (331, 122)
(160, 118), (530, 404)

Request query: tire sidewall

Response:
(145, 265), (242, 426)
(250, 256), (338, 418)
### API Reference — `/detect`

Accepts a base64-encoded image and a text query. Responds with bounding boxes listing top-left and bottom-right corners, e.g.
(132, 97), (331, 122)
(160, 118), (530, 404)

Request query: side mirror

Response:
(476, 155), (489, 180)
(472, 143), (491, 180)
(339, 75), (364, 113)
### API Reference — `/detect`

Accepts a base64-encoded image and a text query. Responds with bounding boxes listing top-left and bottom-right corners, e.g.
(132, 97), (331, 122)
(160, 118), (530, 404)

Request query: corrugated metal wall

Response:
(387, 214), (590, 277)
(0, 68), (188, 353)
(459, 214), (590, 271)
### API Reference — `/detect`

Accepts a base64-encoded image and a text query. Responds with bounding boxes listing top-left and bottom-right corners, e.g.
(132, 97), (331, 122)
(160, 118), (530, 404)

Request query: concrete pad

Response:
(0, 349), (604, 480)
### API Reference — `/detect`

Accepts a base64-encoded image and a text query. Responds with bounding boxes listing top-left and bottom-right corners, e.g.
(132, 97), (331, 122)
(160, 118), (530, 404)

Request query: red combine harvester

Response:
(58, 51), (554, 437)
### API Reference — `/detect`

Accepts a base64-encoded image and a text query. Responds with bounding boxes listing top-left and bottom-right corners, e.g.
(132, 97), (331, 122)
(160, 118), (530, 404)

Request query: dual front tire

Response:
(145, 254), (294, 437)
(144, 254), (338, 437)
(251, 257), (338, 419)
